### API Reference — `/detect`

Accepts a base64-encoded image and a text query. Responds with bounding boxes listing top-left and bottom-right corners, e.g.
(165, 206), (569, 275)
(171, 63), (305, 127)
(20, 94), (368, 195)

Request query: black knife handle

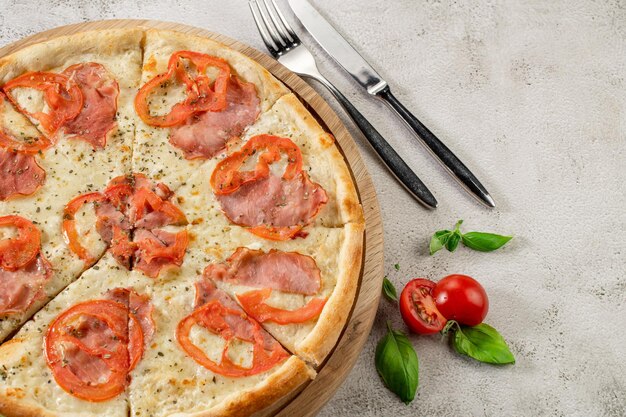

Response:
(313, 78), (437, 209)
(376, 86), (495, 208)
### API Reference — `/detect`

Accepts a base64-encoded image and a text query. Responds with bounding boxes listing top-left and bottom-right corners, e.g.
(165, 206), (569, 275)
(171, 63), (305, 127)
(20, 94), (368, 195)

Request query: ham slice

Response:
(62, 63), (119, 149)
(192, 279), (279, 351)
(169, 76), (260, 159)
(216, 173), (328, 230)
(0, 255), (52, 315)
(0, 148), (45, 200)
(205, 247), (322, 295)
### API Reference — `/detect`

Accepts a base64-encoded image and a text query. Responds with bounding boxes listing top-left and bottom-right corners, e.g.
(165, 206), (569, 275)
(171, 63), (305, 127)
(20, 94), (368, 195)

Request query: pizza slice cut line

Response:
(62, 173), (189, 278)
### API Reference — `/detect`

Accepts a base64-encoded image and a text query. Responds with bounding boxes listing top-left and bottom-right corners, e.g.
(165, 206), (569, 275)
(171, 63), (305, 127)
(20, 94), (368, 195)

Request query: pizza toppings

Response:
(0, 148), (46, 201)
(61, 63), (119, 149)
(0, 255), (52, 316)
(63, 174), (188, 277)
(211, 135), (328, 240)
(204, 248), (327, 325)
(44, 292), (154, 402)
(0, 215), (52, 316)
(169, 74), (260, 159)
(135, 50), (260, 159)
(0, 92), (51, 154)
(3, 71), (83, 136)
(177, 280), (288, 377)
(205, 247), (321, 295)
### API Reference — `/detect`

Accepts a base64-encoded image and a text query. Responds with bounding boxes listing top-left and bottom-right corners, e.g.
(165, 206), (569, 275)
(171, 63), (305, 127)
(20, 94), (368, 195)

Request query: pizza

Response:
(0, 27), (364, 417)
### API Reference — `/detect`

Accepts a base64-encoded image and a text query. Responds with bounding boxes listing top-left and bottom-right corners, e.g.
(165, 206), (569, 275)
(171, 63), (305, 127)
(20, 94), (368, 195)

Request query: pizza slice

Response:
(0, 29), (143, 339)
(242, 93), (363, 227)
(170, 92), (361, 248)
(132, 29), (289, 190)
(127, 259), (314, 417)
(181, 222), (363, 366)
(0, 252), (154, 417)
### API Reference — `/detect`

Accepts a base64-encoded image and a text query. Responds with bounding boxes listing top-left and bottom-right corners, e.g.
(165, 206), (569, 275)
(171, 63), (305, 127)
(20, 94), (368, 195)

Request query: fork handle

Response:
(376, 87), (495, 208)
(309, 75), (437, 209)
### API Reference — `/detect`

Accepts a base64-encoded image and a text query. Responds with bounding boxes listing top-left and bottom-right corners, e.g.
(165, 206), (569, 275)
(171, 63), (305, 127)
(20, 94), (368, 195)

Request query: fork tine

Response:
(255, 0), (288, 48)
(262, 0), (295, 44)
(267, 0), (299, 42)
(249, 1), (281, 57)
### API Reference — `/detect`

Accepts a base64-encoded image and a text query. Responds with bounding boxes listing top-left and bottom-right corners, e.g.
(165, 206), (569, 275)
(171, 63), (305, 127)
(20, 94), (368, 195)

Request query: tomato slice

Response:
(3, 71), (83, 135)
(399, 278), (447, 335)
(134, 51), (231, 127)
(131, 187), (187, 226)
(210, 134), (303, 195)
(0, 92), (51, 154)
(62, 192), (106, 265)
(237, 288), (326, 325)
(176, 300), (288, 377)
(44, 300), (130, 402)
(0, 215), (42, 270)
(44, 294), (152, 402)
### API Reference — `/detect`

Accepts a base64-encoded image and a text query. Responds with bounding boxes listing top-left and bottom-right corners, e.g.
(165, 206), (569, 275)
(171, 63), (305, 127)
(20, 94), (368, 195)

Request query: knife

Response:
(288, 0), (496, 208)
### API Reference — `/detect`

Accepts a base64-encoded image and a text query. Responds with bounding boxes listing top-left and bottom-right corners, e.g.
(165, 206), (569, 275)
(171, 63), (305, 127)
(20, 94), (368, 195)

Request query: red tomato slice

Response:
(176, 300), (288, 377)
(44, 300), (130, 402)
(134, 51), (231, 127)
(131, 187), (187, 226)
(433, 274), (489, 326)
(62, 192), (106, 264)
(0, 215), (41, 270)
(399, 278), (447, 335)
(3, 71), (83, 135)
(0, 92), (51, 154)
(210, 134), (303, 195)
(237, 288), (326, 325)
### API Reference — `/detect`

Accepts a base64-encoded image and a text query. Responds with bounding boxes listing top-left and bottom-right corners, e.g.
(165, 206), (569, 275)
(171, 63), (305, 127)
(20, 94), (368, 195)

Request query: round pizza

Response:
(0, 28), (364, 417)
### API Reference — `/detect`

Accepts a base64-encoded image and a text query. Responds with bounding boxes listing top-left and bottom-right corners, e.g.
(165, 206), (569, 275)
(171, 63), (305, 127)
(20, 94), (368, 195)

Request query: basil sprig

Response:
(375, 322), (419, 404)
(443, 321), (515, 365)
(430, 220), (512, 255)
(382, 277), (398, 302)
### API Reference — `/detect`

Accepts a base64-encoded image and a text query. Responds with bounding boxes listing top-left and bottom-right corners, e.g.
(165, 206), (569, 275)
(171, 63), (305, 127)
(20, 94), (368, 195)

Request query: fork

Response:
(249, 0), (438, 209)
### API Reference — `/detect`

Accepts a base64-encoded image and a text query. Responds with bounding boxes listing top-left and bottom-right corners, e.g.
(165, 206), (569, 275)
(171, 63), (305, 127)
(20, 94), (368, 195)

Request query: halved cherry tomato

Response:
(237, 288), (327, 325)
(0, 215), (41, 270)
(433, 274), (489, 326)
(399, 278), (447, 335)
(3, 71), (83, 135)
(176, 300), (288, 377)
(134, 51), (231, 127)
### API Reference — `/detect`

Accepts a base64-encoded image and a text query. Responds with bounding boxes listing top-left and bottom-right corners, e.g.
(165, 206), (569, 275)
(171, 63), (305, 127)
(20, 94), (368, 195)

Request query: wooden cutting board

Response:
(0, 19), (384, 417)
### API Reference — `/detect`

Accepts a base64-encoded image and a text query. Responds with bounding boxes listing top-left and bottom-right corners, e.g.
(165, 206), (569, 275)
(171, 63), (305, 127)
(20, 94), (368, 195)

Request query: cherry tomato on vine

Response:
(432, 274), (489, 326)
(399, 278), (447, 335)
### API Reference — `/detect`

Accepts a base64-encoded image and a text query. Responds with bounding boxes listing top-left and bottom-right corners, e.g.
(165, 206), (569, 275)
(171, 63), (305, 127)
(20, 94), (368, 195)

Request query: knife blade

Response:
(288, 0), (496, 208)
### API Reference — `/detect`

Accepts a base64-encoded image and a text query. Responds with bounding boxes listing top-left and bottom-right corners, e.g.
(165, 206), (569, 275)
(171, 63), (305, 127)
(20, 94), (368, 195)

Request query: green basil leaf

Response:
(429, 230), (451, 255)
(452, 323), (515, 365)
(382, 277), (398, 302)
(461, 232), (513, 252)
(445, 231), (461, 252)
(375, 322), (419, 404)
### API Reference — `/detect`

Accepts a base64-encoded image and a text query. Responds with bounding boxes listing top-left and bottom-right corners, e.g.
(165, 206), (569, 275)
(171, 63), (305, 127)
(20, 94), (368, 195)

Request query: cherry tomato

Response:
(433, 274), (489, 326)
(399, 278), (447, 335)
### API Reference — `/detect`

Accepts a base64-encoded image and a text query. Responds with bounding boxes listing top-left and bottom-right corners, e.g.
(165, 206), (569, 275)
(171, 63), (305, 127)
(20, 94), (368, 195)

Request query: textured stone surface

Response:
(1, 0), (624, 416)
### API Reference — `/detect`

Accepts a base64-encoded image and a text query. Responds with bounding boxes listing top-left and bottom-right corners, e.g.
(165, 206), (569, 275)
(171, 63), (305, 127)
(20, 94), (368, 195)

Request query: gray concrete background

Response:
(1, 0), (624, 416)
